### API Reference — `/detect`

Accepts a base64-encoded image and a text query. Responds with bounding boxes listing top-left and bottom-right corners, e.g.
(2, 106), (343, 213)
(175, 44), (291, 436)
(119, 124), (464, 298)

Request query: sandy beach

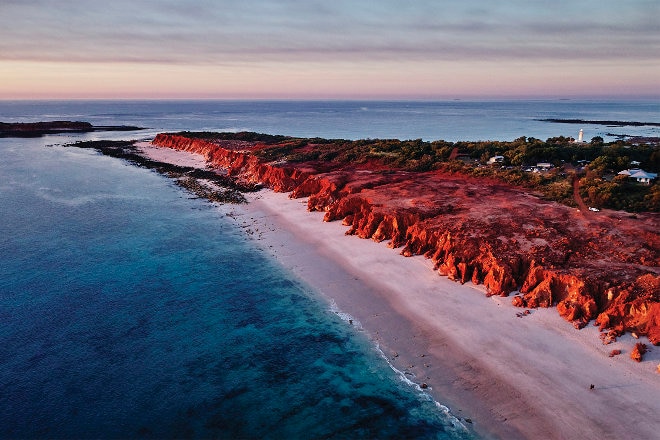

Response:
(141, 143), (660, 440)
(136, 141), (211, 169)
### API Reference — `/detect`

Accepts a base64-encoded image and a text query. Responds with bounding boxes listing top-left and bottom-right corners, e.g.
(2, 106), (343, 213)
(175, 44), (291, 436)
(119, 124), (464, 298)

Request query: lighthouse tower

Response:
(578, 129), (584, 142)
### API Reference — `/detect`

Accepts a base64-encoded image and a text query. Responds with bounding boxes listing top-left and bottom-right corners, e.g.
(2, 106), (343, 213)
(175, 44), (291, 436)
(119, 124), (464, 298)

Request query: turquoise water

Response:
(0, 137), (469, 439)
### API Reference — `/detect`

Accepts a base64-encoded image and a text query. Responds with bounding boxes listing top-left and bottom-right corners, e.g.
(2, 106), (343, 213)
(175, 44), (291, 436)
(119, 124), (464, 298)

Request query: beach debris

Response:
(630, 343), (648, 362)
(515, 310), (531, 318)
(421, 383), (428, 389)
(464, 418), (473, 424)
(590, 384), (595, 390)
(608, 349), (622, 357)
(600, 331), (617, 345)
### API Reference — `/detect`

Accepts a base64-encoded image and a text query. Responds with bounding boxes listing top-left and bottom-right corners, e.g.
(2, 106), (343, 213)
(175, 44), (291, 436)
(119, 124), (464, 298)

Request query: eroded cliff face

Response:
(152, 133), (660, 346)
(152, 134), (311, 192)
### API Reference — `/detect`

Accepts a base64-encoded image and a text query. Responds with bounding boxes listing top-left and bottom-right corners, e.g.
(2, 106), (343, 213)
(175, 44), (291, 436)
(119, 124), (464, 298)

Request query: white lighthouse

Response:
(578, 129), (584, 142)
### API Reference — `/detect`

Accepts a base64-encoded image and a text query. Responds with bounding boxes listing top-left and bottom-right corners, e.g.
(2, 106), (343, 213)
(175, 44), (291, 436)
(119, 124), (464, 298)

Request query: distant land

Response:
(0, 121), (144, 137)
(539, 118), (660, 127)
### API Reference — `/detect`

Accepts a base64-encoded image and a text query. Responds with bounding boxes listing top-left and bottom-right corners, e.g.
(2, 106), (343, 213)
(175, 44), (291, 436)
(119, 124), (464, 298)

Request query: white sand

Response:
(136, 142), (211, 169)
(143, 143), (660, 439)
(224, 190), (660, 440)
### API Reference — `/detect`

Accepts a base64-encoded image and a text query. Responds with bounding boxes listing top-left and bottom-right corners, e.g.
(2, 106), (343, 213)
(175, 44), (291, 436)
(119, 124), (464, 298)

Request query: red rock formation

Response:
(595, 275), (660, 344)
(152, 133), (660, 346)
(631, 343), (648, 362)
(152, 134), (315, 192)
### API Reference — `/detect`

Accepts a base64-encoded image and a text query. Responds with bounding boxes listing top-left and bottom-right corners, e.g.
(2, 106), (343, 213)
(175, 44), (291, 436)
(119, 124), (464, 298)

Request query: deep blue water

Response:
(0, 100), (658, 439)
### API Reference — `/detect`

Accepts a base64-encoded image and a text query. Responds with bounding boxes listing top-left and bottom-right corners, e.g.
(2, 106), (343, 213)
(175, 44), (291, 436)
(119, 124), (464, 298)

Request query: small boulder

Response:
(630, 343), (648, 362)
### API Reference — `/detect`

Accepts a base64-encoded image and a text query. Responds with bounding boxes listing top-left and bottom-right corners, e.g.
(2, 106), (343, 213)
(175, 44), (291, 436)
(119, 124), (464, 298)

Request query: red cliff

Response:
(152, 133), (660, 346)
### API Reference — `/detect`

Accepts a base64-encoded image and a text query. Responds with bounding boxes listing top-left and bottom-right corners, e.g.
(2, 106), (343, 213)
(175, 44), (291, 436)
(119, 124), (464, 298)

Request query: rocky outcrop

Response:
(152, 133), (660, 346)
(595, 275), (660, 344)
(153, 134), (311, 192)
(631, 343), (648, 362)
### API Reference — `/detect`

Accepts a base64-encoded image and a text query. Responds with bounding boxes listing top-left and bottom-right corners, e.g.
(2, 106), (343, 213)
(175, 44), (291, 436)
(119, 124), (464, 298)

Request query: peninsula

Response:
(66, 131), (660, 439)
(150, 132), (659, 345)
(0, 121), (143, 137)
(70, 132), (659, 349)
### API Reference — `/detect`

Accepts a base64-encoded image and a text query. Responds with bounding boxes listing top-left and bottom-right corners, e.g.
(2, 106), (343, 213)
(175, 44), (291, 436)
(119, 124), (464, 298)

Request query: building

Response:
(618, 169), (658, 185)
(573, 129), (585, 143)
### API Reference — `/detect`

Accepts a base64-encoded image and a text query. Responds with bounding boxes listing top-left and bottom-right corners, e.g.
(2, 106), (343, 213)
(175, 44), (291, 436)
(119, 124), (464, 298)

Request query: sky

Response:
(0, 0), (658, 99)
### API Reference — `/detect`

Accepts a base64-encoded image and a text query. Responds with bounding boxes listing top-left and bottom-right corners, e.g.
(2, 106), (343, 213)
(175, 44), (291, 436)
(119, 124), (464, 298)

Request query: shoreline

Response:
(139, 143), (660, 440)
(231, 190), (659, 440)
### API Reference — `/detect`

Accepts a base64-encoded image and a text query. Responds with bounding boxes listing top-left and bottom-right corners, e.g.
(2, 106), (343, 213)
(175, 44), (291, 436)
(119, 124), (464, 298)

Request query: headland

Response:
(67, 132), (660, 439)
(0, 121), (143, 137)
(149, 132), (659, 345)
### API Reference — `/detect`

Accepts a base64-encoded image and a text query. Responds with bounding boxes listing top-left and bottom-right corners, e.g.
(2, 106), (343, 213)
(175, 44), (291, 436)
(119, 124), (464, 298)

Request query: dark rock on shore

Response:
(62, 140), (259, 204)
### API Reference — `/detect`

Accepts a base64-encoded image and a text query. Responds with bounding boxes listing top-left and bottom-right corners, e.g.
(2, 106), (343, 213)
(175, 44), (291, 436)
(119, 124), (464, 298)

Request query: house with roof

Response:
(618, 169), (658, 185)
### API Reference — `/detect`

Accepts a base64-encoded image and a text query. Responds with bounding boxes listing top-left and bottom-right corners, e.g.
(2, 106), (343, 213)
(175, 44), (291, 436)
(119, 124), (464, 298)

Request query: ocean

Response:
(1, 100), (658, 439)
(2, 99), (659, 142)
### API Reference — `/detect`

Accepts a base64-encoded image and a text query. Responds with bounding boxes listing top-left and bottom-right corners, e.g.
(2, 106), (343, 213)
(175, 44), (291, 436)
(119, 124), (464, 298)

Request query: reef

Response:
(0, 121), (143, 137)
(539, 118), (660, 127)
(152, 132), (660, 346)
(63, 140), (259, 204)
